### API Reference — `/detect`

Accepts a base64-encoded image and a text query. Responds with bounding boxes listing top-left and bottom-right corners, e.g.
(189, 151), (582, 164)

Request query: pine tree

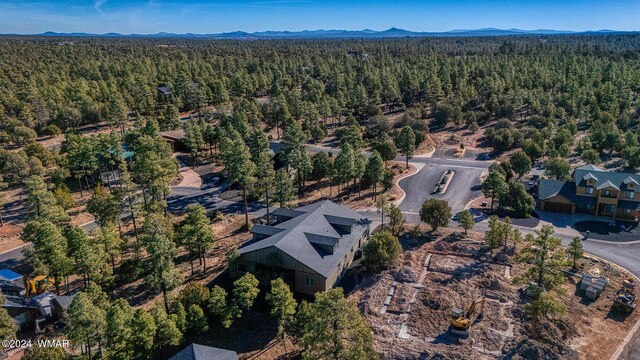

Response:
(482, 170), (508, 210)
(364, 150), (385, 200)
(130, 309), (156, 358)
(273, 169), (295, 208)
(0, 295), (17, 341)
(141, 213), (183, 311)
(24, 175), (69, 224)
(22, 220), (73, 294)
(568, 237), (584, 269)
(114, 157), (140, 241)
(255, 150), (276, 222)
(186, 304), (209, 333)
(284, 121), (312, 194)
(457, 209), (475, 235)
(87, 184), (119, 227)
(299, 288), (376, 360)
(386, 203), (405, 236)
(266, 278), (297, 344)
(363, 231), (402, 272)
(184, 120), (205, 167)
(518, 225), (567, 290)
(510, 151), (532, 179)
(67, 291), (107, 359)
(63, 133), (98, 197)
(179, 204), (215, 273)
(151, 303), (182, 350)
(335, 143), (355, 193)
(209, 285), (236, 329)
(221, 130), (256, 227)
(396, 126), (416, 169)
(311, 151), (333, 185)
(419, 199), (451, 233)
(484, 215), (503, 249)
(526, 291), (566, 336)
(233, 273), (260, 316)
(106, 298), (135, 360)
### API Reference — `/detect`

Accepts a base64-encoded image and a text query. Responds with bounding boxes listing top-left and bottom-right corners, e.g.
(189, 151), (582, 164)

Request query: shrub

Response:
(178, 282), (210, 310)
(363, 231), (402, 273)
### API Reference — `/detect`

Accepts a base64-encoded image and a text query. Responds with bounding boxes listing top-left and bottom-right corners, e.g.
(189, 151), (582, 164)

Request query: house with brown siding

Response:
(538, 164), (640, 221)
(230, 200), (371, 295)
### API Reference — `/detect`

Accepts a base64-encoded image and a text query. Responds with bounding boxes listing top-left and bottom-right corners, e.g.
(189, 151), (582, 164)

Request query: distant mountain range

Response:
(12, 28), (636, 39)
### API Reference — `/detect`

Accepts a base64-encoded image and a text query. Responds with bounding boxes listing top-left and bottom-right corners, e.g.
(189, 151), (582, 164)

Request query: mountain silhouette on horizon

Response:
(18, 27), (635, 39)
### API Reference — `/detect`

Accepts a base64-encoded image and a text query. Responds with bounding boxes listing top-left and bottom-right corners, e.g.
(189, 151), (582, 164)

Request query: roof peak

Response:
(577, 164), (606, 172)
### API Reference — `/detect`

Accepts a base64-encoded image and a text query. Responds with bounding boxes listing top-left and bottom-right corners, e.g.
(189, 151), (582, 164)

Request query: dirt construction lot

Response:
(350, 229), (640, 360)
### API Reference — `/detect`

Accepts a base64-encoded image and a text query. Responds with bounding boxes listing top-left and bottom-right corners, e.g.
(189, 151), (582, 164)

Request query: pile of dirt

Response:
(506, 338), (579, 360)
(396, 266), (418, 283)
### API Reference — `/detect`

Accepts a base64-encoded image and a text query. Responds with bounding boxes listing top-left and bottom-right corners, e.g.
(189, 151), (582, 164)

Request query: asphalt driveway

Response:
(398, 161), (485, 215)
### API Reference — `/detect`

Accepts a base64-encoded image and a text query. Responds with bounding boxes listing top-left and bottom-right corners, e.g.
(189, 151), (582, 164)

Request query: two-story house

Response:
(230, 200), (371, 295)
(537, 164), (640, 222)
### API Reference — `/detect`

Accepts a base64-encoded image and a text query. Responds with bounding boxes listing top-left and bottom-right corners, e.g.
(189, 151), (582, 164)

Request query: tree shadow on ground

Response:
(605, 306), (633, 323)
(431, 328), (463, 345)
(398, 231), (438, 252)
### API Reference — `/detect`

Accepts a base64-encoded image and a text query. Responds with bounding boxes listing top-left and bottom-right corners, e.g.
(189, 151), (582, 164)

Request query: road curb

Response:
(412, 146), (436, 158)
(391, 162), (424, 206)
(0, 243), (29, 256)
(582, 253), (640, 360)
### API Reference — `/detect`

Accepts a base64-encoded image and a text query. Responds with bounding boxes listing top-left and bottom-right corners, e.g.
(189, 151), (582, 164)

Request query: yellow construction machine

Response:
(25, 275), (55, 296)
(449, 296), (485, 337)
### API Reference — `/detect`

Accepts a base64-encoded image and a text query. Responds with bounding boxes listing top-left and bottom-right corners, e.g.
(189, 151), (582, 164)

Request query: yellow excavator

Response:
(25, 275), (55, 296)
(449, 296), (485, 337)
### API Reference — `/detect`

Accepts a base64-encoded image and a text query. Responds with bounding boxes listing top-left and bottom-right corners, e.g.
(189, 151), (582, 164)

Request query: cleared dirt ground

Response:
(350, 228), (640, 360)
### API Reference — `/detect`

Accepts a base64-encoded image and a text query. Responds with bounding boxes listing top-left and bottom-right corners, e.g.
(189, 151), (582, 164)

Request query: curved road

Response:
(3, 145), (639, 280)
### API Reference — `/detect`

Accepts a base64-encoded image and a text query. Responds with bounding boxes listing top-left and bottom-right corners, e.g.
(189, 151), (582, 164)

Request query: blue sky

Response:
(0, 0), (638, 34)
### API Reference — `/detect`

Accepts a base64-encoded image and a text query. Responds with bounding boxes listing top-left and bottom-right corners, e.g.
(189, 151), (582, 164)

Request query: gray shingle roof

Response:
(239, 200), (370, 277)
(596, 180), (620, 191)
(574, 165), (640, 192)
(623, 176), (639, 186)
(272, 207), (305, 219)
(252, 224), (285, 237)
(52, 295), (75, 311)
(157, 86), (171, 95)
(169, 344), (238, 360)
(538, 179), (597, 206)
(538, 179), (571, 200)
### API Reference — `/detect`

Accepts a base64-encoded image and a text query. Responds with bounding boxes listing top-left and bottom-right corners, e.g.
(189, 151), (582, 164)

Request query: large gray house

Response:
(230, 200), (371, 295)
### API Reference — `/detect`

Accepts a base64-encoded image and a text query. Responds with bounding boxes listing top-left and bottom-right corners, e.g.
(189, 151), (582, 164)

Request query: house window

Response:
(585, 186), (594, 195)
(605, 204), (616, 213)
(305, 276), (315, 288)
(624, 209), (632, 214)
(627, 191), (635, 199)
(604, 190), (611, 197)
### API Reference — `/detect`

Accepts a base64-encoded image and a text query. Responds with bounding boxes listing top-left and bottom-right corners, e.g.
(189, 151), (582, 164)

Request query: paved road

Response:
(398, 163), (484, 215)
(360, 209), (640, 277)
(305, 142), (490, 215)
(4, 143), (640, 281)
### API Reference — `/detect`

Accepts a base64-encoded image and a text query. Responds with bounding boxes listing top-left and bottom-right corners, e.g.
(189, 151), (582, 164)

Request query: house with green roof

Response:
(537, 164), (640, 221)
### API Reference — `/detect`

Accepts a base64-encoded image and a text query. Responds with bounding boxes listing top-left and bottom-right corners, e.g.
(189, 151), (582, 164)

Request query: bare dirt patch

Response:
(350, 228), (639, 360)
(288, 161), (417, 211)
(0, 224), (25, 253)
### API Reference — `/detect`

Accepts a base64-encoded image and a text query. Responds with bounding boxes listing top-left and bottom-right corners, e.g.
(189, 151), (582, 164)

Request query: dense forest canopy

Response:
(1, 34), (640, 173)
(1, 34), (639, 132)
